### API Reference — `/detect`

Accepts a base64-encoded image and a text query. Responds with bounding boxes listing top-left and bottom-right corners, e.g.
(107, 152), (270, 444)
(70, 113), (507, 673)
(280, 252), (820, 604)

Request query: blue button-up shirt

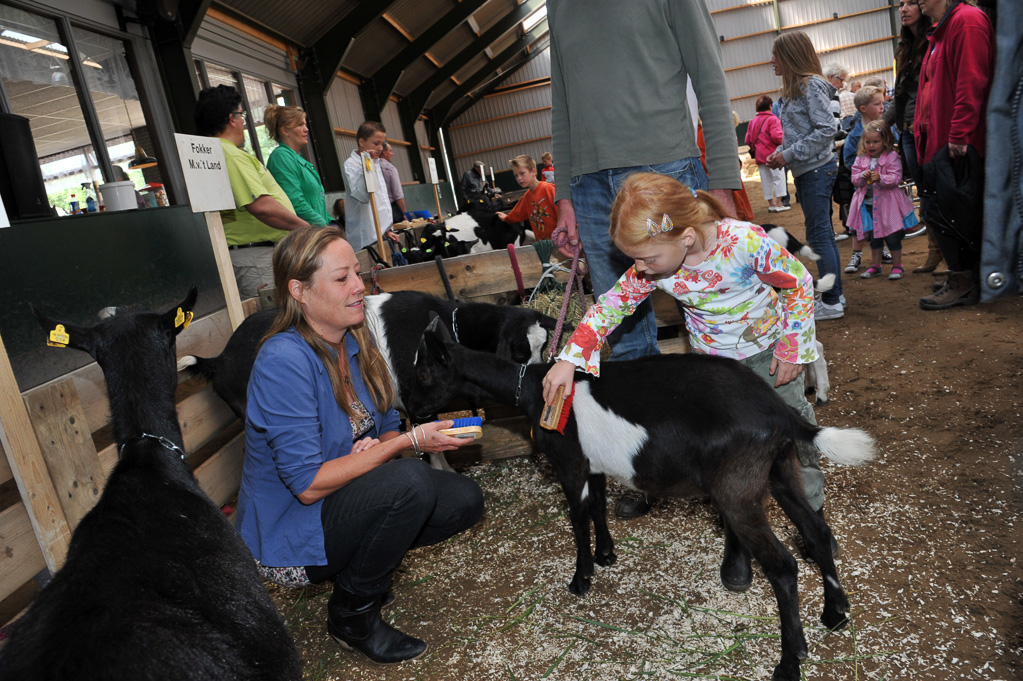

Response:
(236, 328), (402, 567)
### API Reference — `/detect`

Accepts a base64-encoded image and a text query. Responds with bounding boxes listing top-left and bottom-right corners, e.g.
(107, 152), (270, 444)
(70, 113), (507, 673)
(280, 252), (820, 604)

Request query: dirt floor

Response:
(268, 177), (1023, 681)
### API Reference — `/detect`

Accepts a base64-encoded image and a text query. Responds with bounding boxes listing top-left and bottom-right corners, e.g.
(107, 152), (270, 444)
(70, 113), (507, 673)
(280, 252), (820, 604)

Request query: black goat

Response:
(177, 291), (556, 471)
(0, 288), (301, 681)
(408, 318), (876, 681)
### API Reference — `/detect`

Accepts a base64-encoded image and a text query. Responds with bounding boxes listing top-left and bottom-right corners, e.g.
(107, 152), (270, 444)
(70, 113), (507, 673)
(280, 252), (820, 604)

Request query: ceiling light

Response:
(523, 5), (547, 32)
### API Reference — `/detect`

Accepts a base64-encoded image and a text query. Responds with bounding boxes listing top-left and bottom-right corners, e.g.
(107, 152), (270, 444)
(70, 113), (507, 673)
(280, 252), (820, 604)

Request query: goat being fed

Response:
(178, 291), (556, 471)
(0, 289), (302, 681)
(409, 318), (876, 681)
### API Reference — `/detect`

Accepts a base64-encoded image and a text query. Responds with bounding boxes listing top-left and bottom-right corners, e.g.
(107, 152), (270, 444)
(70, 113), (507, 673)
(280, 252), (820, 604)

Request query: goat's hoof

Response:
(595, 550), (617, 567)
(568, 575), (591, 597)
(821, 608), (850, 631)
(771, 659), (801, 681)
(816, 397), (829, 406)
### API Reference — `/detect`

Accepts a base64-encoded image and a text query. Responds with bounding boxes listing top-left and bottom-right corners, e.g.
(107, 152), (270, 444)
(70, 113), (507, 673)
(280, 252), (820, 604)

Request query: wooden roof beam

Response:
(368, 0), (490, 114)
(404, 0), (545, 121)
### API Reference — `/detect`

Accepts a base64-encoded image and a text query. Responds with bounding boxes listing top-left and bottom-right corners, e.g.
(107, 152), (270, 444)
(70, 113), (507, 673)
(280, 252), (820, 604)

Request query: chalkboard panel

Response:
(0, 206), (226, 390)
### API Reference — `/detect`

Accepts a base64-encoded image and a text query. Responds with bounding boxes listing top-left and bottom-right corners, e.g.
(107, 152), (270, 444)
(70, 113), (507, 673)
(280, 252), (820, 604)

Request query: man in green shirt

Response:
(194, 85), (308, 298)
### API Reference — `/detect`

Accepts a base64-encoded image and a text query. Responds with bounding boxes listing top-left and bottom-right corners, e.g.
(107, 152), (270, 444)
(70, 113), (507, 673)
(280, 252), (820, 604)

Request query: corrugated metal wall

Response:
(192, 17), (296, 86)
(326, 78), (363, 166)
(447, 2), (898, 154)
(447, 47), (552, 178)
(717, 0), (897, 121)
(414, 118), (434, 179)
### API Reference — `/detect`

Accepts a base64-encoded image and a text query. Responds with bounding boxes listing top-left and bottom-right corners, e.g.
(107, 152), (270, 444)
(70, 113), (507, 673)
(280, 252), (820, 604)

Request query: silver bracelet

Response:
(403, 431), (418, 455)
(408, 426), (421, 455)
(414, 424), (426, 453)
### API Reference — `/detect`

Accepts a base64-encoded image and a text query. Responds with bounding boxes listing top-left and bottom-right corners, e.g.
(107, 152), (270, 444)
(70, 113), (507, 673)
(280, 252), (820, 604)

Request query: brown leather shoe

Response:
(913, 249), (943, 273)
(919, 271), (979, 310)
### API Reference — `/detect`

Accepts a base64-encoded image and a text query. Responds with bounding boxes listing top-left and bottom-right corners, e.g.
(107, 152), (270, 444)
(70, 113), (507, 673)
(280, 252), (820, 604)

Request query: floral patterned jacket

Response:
(558, 219), (818, 375)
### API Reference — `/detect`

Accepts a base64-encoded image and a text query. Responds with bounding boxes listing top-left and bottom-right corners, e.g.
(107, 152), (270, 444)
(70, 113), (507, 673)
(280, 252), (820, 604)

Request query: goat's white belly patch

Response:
(572, 382), (647, 484)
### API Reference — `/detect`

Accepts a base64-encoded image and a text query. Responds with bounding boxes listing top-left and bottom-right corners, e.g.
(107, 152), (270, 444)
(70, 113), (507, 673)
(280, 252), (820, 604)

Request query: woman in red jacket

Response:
(745, 96), (789, 213)
(914, 0), (993, 309)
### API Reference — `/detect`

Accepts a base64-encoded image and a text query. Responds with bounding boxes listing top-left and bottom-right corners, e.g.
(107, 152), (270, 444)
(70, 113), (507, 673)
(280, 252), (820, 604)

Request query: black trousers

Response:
(304, 458), (484, 595)
(921, 194), (982, 272)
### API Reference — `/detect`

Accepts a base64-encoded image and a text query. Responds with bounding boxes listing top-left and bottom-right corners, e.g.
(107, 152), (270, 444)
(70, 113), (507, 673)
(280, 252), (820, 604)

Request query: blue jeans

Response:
(570, 157), (709, 360)
(793, 163), (842, 305)
(900, 127), (922, 188)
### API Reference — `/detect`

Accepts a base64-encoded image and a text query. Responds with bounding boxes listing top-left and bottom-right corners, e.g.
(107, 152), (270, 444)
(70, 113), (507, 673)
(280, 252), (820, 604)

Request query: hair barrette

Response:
(691, 187), (698, 198)
(646, 213), (674, 237)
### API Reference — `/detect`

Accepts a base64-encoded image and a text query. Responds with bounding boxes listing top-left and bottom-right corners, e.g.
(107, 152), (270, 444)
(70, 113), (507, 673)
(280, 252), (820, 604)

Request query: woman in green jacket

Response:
(265, 105), (331, 227)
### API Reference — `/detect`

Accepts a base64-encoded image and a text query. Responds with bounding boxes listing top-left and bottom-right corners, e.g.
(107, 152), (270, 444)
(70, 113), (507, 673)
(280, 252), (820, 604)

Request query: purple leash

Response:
(547, 225), (586, 361)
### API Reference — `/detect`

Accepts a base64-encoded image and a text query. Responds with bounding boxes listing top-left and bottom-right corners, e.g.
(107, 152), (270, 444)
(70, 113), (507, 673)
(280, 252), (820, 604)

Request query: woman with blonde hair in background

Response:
(766, 31), (843, 320)
(265, 105), (331, 227)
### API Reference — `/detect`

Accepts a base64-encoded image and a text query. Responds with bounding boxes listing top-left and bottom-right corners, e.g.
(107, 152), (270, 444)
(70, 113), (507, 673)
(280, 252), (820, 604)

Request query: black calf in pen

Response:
(407, 318), (876, 681)
(0, 288), (301, 681)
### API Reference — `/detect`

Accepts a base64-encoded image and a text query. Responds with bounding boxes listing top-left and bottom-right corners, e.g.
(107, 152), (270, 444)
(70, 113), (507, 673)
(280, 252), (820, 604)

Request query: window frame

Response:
(0, 0), (173, 198)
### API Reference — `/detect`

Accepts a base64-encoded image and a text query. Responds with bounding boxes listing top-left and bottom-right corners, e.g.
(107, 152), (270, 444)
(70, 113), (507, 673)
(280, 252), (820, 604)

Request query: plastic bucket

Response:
(98, 181), (137, 211)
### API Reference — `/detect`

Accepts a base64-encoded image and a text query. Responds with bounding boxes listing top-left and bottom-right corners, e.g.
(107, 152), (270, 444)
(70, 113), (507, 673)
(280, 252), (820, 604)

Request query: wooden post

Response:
(204, 211), (246, 330)
(433, 184), (442, 220)
(368, 197), (390, 266)
(0, 331), (71, 572)
(363, 152), (390, 266)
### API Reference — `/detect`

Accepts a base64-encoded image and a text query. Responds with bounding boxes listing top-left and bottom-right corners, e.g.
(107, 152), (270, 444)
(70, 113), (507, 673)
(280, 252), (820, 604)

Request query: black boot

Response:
(614, 492), (656, 518)
(720, 526), (752, 592)
(327, 584), (426, 664)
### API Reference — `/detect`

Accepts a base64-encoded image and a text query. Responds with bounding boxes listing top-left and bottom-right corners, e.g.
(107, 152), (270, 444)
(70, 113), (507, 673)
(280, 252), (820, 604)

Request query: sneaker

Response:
(844, 251), (862, 273)
(882, 247), (893, 264)
(776, 205), (791, 212)
(768, 206), (780, 213)
(834, 232), (850, 241)
(861, 265), (884, 279)
(814, 299), (845, 320)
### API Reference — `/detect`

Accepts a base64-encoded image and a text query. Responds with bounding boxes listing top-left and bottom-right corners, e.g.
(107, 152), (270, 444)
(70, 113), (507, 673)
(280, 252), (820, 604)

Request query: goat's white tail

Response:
(799, 244), (821, 261)
(815, 273), (836, 293)
(814, 427), (876, 466)
(176, 355), (198, 373)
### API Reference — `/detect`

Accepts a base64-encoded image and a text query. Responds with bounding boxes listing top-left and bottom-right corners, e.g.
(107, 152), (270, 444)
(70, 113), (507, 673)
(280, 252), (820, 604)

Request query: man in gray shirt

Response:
(549, 0), (741, 517)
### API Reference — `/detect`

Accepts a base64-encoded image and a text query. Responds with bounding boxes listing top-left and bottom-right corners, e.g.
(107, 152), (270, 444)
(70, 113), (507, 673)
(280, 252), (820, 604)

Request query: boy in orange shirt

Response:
(497, 155), (558, 240)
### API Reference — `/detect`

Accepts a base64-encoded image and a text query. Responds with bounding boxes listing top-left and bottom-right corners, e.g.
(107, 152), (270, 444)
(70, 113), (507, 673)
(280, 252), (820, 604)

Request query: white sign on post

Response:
(174, 134), (235, 213)
(361, 152), (378, 193)
(0, 191), (9, 228)
(427, 158), (439, 185)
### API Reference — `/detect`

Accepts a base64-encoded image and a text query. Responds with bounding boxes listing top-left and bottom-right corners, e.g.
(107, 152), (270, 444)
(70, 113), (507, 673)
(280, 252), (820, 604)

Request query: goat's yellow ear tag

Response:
(420, 237), (427, 243)
(174, 308), (185, 328)
(183, 311), (194, 330)
(47, 324), (69, 348)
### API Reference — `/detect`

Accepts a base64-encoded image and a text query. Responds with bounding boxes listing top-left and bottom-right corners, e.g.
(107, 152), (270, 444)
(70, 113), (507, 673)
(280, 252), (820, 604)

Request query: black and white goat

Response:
(444, 205), (533, 253)
(178, 291), (556, 471)
(0, 289), (302, 681)
(407, 318), (876, 681)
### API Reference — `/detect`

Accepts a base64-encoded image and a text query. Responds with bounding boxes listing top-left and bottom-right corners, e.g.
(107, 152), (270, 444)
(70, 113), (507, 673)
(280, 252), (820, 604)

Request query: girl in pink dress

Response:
(847, 120), (919, 280)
